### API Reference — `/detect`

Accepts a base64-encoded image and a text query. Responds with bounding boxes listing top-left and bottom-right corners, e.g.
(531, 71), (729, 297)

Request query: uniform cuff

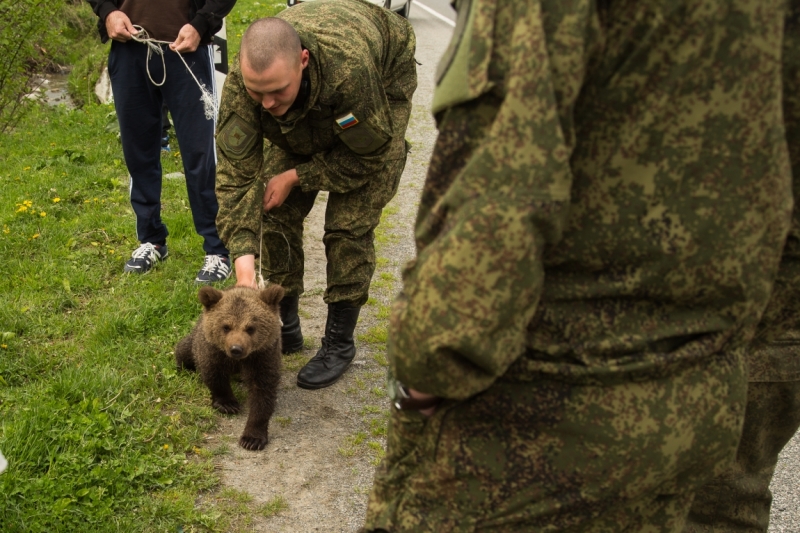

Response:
(296, 161), (324, 192)
(228, 231), (258, 261)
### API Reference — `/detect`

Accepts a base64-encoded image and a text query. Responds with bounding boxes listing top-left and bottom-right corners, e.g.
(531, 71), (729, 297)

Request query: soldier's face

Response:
(241, 50), (310, 117)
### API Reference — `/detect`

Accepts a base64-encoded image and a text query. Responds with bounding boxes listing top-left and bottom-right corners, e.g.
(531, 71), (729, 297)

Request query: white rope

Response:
(258, 216), (266, 289)
(130, 25), (218, 120)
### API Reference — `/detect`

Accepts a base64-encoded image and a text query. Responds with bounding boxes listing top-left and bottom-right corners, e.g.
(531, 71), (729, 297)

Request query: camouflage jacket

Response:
(215, 0), (417, 260)
(389, 0), (796, 399)
(748, 1), (800, 382)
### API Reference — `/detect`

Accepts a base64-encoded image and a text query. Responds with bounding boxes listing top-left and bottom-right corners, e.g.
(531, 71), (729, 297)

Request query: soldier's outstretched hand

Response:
(264, 169), (300, 212)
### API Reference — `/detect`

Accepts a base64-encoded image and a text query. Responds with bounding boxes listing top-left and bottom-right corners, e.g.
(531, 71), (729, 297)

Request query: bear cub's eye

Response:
(222, 325), (231, 333)
(245, 326), (256, 335)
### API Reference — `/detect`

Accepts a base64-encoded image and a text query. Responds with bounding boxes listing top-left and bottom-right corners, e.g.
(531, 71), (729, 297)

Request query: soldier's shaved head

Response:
(241, 17), (303, 72)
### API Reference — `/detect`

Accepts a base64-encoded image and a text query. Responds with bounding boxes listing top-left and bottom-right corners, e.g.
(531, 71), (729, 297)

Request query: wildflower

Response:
(40, 212), (46, 217)
(163, 444), (169, 450)
(53, 198), (61, 203)
(23, 200), (32, 207)
(31, 233), (40, 239)
(1, 344), (6, 349)
(16, 205), (28, 213)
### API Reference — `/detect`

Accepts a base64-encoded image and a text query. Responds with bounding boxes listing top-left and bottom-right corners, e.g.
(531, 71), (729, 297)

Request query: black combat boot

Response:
(296, 302), (361, 389)
(279, 295), (305, 354)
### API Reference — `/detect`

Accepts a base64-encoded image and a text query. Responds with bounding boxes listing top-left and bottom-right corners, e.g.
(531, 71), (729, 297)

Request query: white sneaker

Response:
(123, 243), (168, 274)
(196, 254), (231, 284)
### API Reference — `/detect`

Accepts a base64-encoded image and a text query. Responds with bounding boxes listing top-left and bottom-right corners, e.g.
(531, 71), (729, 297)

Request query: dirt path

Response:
(202, 10), (453, 533)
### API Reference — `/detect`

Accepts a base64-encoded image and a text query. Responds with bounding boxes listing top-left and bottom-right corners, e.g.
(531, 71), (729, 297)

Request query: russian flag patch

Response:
(336, 113), (359, 130)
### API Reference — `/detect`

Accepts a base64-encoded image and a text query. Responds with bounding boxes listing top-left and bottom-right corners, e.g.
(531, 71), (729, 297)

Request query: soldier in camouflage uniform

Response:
(214, 0), (416, 389)
(684, 4), (800, 531)
(363, 0), (795, 531)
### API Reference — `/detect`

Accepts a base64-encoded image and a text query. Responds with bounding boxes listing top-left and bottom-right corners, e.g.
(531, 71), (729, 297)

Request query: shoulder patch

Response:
(217, 113), (259, 160)
(335, 113), (359, 130)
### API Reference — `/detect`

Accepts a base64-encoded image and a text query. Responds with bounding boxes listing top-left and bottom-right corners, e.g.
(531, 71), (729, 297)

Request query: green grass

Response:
(258, 495), (289, 517)
(0, 1), (288, 528)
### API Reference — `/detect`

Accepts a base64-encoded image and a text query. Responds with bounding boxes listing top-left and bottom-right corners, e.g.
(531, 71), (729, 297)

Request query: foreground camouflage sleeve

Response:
(749, 2), (800, 381)
(215, 58), (265, 260)
(388, 0), (594, 399)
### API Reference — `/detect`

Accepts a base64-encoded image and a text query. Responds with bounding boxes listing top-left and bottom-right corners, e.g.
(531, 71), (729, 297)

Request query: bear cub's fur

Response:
(175, 284), (284, 451)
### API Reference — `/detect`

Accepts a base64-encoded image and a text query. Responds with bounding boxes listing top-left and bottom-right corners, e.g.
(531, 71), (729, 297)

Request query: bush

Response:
(0, 0), (61, 133)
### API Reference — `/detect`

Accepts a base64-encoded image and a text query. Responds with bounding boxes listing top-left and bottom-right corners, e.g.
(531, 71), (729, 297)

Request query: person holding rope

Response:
(214, 0), (416, 389)
(87, 0), (236, 283)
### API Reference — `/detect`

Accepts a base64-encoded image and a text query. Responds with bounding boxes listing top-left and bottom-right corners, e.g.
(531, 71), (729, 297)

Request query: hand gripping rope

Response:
(130, 25), (218, 120)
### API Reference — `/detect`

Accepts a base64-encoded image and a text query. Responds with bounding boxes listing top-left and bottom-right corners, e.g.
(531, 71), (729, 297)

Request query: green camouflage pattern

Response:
(214, 0), (416, 303)
(681, 7), (800, 531)
(364, 0), (795, 530)
(747, 0), (800, 382)
(684, 379), (800, 533)
(366, 352), (746, 532)
(256, 154), (405, 304)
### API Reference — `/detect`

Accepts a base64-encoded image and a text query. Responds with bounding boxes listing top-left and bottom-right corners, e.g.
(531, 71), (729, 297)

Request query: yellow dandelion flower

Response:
(32, 233), (40, 239)
(40, 212), (46, 217)
(23, 166), (30, 171)
(24, 200), (32, 206)
(1, 344), (6, 349)
(16, 205), (27, 213)
(53, 198), (61, 203)
(163, 444), (169, 450)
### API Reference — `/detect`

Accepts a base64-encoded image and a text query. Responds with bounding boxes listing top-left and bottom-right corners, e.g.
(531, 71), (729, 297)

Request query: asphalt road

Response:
(407, 2), (799, 530)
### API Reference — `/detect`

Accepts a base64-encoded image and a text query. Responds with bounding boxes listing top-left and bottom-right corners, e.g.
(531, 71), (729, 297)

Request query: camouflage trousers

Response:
(683, 379), (800, 533)
(259, 150), (405, 306)
(363, 351), (746, 532)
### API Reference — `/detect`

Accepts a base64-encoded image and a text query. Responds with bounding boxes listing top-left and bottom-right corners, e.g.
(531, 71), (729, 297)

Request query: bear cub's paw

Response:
(212, 398), (241, 414)
(239, 432), (269, 451)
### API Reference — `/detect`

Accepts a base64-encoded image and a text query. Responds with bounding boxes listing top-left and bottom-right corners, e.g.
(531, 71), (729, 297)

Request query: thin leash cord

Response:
(130, 25), (218, 120)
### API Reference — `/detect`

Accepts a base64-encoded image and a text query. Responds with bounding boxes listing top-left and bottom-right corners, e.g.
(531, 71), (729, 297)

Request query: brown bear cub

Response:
(175, 284), (284, 451)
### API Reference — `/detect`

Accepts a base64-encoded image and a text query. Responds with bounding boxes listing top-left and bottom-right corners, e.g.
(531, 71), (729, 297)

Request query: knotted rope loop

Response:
(130, 25), (218, 120)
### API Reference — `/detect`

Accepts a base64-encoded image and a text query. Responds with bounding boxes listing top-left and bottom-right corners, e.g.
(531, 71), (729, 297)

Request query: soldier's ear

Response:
(260, 284), (285, 308)
(198, 286), (224, 309)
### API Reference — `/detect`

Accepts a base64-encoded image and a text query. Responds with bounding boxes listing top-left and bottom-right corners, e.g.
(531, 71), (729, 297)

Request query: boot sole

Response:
(296, 367), (350, 390)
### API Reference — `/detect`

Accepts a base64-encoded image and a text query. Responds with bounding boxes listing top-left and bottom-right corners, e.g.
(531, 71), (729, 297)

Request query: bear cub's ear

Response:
(260, 284), (285, 307)
(198, 286), (224, 309)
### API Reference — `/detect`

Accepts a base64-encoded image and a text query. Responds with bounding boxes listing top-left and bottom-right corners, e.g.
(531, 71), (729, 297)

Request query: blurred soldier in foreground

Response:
(214, 0), (416, 389)
(363, 0), (795, 531)
(684, 5), (800, 532)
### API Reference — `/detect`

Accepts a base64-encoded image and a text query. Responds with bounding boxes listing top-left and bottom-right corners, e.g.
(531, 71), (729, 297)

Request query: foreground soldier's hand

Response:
(264, 169), (300, 212)
(170, 24), (201, 53)
(408, 388), (439, 417)
(105, 11), (138, 42)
